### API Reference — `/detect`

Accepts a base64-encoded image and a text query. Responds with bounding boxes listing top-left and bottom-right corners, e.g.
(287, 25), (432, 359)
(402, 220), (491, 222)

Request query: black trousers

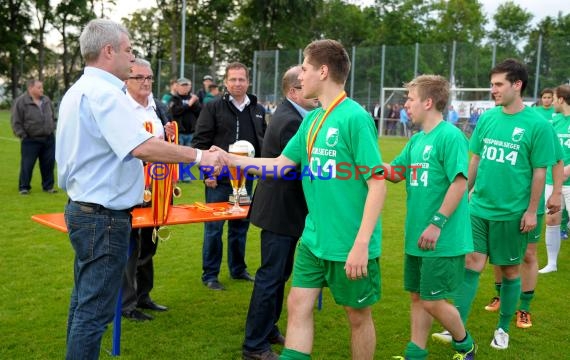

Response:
(19, 134), (55, 191)
(121, 227), (159, 312)
(243, 229), (298, 353)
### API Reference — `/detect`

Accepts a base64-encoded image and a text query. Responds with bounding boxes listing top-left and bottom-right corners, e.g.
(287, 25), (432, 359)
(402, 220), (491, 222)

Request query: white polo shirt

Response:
(125, 92), (165, 139)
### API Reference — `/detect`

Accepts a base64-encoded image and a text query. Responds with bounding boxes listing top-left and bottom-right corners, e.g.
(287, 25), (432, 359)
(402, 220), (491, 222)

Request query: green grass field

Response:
(0, 109), (568, 359)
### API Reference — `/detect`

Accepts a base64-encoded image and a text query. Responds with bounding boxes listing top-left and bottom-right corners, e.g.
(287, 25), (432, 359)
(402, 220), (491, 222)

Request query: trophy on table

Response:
(228, 140), (255, 213)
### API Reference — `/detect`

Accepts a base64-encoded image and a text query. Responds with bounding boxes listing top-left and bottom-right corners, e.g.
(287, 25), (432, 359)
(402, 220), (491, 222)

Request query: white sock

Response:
(544, 225), (561, 268)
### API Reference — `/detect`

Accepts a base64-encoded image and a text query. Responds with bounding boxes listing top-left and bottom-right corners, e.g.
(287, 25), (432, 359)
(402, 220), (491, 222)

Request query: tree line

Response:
(1, 0), (569, 103)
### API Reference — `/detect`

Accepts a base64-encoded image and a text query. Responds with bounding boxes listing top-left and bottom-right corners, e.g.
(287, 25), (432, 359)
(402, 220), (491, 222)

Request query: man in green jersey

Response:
(540, 84), (570, 274)
(535, 88), (556, 121)
(232, 39), (385, 360)
(385, 75), (475, 360)
(434, 59), (558, 351)
(479, 88), (563, 326)
(479, 125), (563, 329)
(535, 87), (568, 247)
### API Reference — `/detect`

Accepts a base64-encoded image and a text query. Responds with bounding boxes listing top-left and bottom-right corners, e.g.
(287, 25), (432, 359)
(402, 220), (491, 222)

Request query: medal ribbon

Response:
(143, 122), (154, 188)
(306, 91), (346, 163)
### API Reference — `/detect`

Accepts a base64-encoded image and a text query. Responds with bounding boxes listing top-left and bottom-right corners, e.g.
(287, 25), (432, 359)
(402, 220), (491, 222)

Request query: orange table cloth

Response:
(31, 202), (249, 233)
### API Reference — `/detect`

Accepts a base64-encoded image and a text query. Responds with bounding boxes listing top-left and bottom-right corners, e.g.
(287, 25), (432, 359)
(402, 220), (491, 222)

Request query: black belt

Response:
(68, 199), (133, 214)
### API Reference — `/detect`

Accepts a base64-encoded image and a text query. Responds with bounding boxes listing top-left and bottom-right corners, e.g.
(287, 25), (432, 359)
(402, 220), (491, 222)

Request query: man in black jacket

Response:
(192, 62), (266, 291)
(169, 77), (201, 181)
(242, 66), (318, 360)
(10, 79), (57, 194)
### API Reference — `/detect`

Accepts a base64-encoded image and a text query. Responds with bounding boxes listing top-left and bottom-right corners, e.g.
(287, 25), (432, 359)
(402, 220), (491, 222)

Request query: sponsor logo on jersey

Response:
(512, 127), (525, 142)
(326, 127), (339, 147)
(423, 145), (433, 161)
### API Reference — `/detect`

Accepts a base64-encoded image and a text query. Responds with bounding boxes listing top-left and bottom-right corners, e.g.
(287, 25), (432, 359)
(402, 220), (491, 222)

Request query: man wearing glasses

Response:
(122, 58), (170, 321)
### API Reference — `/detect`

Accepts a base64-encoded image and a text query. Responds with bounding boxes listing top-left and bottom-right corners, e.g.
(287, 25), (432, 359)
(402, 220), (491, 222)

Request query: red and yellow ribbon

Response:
(143, 122), (154, 188)
(306, 91), (346, 163)
(151, 121), (179, 227)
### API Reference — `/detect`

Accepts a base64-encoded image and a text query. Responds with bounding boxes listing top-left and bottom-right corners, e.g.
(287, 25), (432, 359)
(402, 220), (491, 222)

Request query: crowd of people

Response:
(10, 17), (570, 360)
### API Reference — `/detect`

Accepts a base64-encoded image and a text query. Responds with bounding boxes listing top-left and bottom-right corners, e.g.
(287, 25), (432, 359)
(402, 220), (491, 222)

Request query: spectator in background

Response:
(197, 74), (214, 104)
(10, 79), (57, 195)
(373, 102), (381, 119)
(447, 105), (459, 125)
(168, 77), (201, 182)
(399, 103), (410, 137)
(535, 88), (555, 121)
(161, 78), (177, 105)
(372, 102), (381, 131)
(203, 83), (220, 104)
(387, 103), (400, 135)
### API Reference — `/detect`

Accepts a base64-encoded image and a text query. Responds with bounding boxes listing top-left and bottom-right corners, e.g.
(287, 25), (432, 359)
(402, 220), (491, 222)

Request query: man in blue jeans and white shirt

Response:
(56, 19), (224, 360)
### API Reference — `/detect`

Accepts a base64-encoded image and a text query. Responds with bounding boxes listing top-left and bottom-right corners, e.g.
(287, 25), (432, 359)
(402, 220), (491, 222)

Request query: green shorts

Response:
(404, 254), (465, 300)
(471, 214), (529, 266)
(292, 242), (381, 308)
(528, 214), (544, 244)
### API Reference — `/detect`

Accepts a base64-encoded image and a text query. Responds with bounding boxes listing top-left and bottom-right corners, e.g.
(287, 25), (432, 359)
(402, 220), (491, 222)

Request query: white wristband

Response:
(194, 148), (202, 164)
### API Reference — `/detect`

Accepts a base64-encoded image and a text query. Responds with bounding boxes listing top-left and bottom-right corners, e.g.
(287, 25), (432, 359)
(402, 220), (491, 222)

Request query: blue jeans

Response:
(243, 230), (298, 353)
(64, 201), (131, 360)
(178, 133), (193, 181)
(202, 181), (252, 283)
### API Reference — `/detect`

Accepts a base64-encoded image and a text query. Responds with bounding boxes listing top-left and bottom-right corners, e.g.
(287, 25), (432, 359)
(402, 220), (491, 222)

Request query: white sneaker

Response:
(490, 328), (509, 350)
(431, 330), (452, 344)
(538, 265), (558, 274)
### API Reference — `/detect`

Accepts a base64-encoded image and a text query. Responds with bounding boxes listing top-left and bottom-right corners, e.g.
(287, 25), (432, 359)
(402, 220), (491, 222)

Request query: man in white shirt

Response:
(121, 58), (169, 321)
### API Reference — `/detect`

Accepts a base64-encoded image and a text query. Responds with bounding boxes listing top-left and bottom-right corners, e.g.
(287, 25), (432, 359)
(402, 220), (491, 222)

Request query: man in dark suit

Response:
(242, 66), (318, 360)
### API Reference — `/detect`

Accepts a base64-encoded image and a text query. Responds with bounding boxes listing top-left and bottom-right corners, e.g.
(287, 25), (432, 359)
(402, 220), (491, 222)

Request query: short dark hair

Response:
(225, 62), (249, 79)
(490, 58), (528, 96)
(540, 88), (553, 97)
(555, 85), (570, 106)
(303, 39), (350, 85)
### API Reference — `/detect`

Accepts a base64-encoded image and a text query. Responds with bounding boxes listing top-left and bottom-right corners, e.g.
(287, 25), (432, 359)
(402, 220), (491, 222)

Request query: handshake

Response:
(197, 140), (256, 178)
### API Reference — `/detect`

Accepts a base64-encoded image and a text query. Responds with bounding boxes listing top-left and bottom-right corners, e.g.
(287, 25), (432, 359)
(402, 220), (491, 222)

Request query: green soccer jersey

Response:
(282, 97), (383, 262)
(539, 123), (563, 214)
(391, 121), (473, 257)
(470, 106), (558, 221)
(546, 113), (570, 186)
(535, 106), (555, 121)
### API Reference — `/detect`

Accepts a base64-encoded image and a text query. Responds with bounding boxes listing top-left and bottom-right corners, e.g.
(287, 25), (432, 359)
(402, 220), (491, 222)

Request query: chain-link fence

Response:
(153, 59), (217, 100)
(252, 36), (570, 123)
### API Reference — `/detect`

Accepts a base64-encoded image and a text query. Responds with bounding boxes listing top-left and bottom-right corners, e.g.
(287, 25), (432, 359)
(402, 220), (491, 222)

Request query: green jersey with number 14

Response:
(391, 121), (473, 257)
(547, 113), (570, 186)
(470, 106), (558, 221)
